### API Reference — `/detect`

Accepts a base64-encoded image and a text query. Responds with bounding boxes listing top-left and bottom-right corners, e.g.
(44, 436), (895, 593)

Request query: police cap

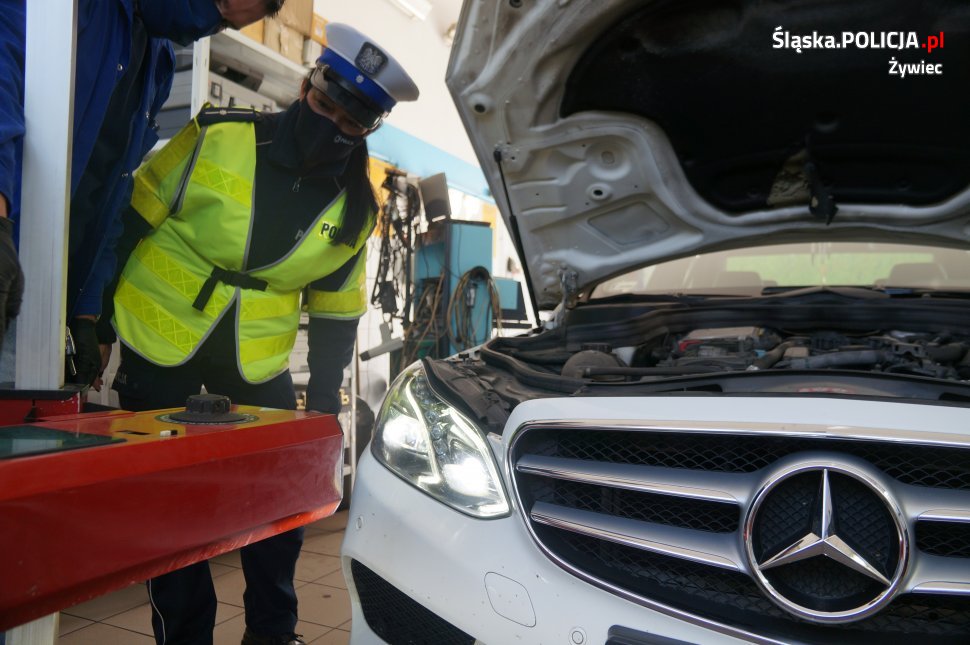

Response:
(310, 23), (419, 130)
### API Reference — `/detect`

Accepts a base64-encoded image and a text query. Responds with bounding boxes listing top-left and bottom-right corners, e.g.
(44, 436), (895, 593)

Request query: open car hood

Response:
(446, 0), (970, 309)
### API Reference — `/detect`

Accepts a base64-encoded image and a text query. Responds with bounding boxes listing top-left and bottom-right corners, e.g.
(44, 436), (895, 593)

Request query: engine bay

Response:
(614, 326), (970, 381)
(424, 293), (970, 434)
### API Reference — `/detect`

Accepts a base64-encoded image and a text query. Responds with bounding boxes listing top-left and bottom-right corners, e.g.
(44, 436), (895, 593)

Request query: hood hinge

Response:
(560, 268), (578, 310)
(552, 268), (578, 328)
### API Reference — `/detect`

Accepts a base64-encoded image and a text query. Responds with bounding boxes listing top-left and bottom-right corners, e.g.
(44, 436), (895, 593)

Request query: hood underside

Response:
(446, 0), (970, 308)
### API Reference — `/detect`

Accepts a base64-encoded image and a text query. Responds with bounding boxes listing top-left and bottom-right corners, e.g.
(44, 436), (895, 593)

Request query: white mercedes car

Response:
(342, 0), (970, 643)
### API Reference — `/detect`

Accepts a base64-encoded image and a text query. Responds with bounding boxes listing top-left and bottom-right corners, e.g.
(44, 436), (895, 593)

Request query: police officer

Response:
(101, 23), (419, 645)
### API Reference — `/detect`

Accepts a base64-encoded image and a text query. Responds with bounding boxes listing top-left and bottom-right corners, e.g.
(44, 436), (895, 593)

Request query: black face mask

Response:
(294, 99), (363, 173)
(138, 0), (224, 46)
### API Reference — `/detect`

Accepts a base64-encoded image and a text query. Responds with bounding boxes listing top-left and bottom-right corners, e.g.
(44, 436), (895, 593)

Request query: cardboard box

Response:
(279, 24), (305, 65)
(263, 17), (303, 65)
(238, 18), (264, 44)
(263, 16), (282, 53)
(275, 0), (313, 37)
(310, 14), (327, 46)
(303, 38), (323, 67)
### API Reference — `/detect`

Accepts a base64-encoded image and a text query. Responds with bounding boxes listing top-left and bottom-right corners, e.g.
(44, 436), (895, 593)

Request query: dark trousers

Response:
(114, 319), (302, 645)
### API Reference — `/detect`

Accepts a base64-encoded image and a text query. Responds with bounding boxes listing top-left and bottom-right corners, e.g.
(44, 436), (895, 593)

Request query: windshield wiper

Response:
(582, 364), (735, 379)
(877, 287), (970, 299)
(589, 292), (748, 305)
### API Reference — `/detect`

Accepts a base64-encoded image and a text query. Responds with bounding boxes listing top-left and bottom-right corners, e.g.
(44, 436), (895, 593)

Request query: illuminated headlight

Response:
(372, 362), (510, 518)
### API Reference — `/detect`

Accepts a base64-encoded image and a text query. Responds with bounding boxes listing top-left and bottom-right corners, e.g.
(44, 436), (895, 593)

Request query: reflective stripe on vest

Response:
(131, 120), (201, 228)
(306, 246), (369, 319)
(116, 120), (374, 382)
(306, 284), (368, 319)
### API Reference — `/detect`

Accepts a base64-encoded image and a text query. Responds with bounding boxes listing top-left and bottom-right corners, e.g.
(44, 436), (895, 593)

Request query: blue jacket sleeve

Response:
(0, 2), (26, 217)
(73, 38), (175, 318)
(72, 184), (131, 317)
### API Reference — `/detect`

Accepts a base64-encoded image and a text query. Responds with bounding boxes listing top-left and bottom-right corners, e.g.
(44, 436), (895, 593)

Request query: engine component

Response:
(562, 343), (627, 380)
(677, 326), (778, 356)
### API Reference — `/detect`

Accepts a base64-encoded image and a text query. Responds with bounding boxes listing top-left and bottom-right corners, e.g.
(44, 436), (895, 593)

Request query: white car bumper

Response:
(341, 449), (748, 645)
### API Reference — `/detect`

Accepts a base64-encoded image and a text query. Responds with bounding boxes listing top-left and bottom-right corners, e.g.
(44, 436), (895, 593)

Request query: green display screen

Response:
(0, 425), (124, 459)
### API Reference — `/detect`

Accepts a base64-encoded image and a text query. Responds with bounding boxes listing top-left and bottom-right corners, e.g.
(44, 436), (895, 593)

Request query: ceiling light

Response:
(385, 0), (432, 21)
(444, 22), (457, 47)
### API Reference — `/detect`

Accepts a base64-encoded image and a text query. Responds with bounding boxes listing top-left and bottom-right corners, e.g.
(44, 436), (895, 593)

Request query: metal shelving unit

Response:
(209, 29), (306, 106)
(156, 30), (305, 140)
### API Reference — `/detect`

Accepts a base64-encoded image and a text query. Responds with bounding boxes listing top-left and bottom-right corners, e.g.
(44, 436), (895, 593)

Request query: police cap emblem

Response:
(356, 43), (387, 76)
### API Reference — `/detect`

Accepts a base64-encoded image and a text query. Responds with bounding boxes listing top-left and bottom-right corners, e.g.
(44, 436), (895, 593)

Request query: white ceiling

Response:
(428, 0), (466, 37)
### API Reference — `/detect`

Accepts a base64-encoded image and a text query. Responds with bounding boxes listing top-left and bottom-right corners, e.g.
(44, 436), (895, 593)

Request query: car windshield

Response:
(590, 242), (970, 298)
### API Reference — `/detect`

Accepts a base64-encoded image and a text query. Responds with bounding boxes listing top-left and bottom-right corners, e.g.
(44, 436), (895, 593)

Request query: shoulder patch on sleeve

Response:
(196, 106), (262, 126)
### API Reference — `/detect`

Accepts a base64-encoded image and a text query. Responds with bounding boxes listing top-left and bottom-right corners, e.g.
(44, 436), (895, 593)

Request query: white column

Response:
(14, 0), (78, 389)
(5, 615), (60, 645)
(9, 0), (76, 637)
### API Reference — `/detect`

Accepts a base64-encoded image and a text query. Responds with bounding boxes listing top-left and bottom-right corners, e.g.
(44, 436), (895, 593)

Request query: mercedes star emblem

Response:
(744, 461), (908, 623)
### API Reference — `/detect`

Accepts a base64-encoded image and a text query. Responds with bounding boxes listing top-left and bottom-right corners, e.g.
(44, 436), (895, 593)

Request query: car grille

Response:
(529, 476), (739, 533)
(917, 521), (970, 559)
(351, 560), (475, 645)
(557, 531), (970, 640)
(537, 429), (970, 489)
(511, 424), (970, 642)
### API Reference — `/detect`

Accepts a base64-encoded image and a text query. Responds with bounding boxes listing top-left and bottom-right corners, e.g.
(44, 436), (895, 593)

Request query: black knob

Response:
(185, 393), (231, 416)
(165, 393), (253, 425)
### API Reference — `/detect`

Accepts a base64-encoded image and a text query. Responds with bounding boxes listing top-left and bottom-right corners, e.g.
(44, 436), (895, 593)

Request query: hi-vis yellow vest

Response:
(114, 113), (373, 383)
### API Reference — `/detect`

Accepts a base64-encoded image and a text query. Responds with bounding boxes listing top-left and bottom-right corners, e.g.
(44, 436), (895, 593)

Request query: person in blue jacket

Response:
(0, 0), (282, 378)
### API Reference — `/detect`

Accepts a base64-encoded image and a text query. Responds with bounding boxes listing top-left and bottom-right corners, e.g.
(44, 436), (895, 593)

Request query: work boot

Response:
(241, 628), (306, 645)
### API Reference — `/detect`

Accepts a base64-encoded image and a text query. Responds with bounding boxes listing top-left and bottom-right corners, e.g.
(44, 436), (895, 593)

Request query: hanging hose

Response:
(446, 266), (503, 351)
(370, 169), (421, 324)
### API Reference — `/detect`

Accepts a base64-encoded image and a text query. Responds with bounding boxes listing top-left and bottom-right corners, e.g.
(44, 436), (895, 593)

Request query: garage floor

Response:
(55, 511), (352, 644)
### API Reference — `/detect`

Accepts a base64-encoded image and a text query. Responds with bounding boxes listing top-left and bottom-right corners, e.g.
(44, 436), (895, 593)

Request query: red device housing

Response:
(0, 405), (344, 631)
(0, 388), (83, 426)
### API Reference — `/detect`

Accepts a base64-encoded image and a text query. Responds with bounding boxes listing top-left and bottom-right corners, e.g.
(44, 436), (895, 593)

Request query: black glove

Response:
(0, 217), (24, 349)
(67, 317), (101, 387)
